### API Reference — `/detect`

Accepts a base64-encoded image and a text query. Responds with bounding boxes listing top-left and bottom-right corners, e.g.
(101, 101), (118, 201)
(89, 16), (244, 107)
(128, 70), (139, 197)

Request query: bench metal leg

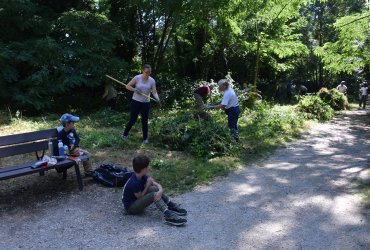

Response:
(74, 164), (83, 191)
(39, 170), (45, 176)
(62, 170), (67, 180)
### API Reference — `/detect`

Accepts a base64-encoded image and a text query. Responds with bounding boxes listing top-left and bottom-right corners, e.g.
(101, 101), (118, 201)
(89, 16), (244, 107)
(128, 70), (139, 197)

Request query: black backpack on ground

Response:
(92, 164), (132, 187)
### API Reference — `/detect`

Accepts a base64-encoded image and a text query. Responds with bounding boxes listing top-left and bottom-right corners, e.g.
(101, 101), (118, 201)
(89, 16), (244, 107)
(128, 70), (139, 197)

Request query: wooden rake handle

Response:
(105, 75), (159, 102)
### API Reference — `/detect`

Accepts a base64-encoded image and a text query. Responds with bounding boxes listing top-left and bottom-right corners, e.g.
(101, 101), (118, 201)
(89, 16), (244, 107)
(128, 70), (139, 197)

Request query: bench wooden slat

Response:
(0, 159), (76, 180)
(0, 141), (49, 158)
(0, 129), (57, 147)
(0, 162), (34, 173)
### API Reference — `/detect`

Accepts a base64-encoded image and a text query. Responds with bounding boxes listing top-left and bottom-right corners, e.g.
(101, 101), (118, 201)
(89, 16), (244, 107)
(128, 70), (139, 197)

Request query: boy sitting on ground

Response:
(122, 155), (187, 226)
(58, 113), (93, 177)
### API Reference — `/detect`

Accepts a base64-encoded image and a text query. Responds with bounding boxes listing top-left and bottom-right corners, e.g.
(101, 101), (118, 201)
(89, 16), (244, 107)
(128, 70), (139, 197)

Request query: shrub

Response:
(317, 88), (349, 111)
(237, 84), (262, 109)
(297, 95), (334, 121)
(151, 110), (238, 158)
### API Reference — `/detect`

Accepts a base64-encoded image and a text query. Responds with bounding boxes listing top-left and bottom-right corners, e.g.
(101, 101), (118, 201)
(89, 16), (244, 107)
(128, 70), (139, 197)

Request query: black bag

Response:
(92, 164), (132, 187)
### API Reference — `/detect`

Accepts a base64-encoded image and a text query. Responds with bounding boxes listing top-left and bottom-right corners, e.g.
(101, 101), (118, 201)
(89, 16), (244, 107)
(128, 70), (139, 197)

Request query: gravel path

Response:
(1, 109), (369, 250)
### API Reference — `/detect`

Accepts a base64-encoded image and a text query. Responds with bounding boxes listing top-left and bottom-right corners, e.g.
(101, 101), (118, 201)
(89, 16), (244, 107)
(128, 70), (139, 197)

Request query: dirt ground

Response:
(0, 109), (369, 250)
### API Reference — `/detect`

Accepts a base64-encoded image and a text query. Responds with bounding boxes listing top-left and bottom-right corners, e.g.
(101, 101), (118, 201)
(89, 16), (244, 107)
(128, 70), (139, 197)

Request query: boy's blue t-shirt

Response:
(57, 128), (80, 148)
(122, 174), (148, 209)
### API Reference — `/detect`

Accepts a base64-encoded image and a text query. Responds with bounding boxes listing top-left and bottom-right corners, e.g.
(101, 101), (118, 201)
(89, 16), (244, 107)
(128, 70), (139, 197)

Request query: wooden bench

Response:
(0, 129), (83, 190)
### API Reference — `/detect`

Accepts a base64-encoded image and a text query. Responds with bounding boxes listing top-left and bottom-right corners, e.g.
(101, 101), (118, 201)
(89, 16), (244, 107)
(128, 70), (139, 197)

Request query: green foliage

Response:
(317, 88), (349, 111)
(150, 157), (240, 193)
(358, 181), (370, 207)
(298, 95), (334, 121)
(240, 102), (305, 151)
(2, 0), (368, 112)
(0, 2), (128, 111)
(151, 110), (238, 158)
(237, 84), (263, 109)
(315, 11), (370, 75)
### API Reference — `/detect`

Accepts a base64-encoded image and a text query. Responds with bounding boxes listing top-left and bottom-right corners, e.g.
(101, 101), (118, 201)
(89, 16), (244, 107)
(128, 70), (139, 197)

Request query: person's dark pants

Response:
(359, 95), (367, 109)
(225, 106), (240, 141)
(125, 186), (169, 215)
(123, 99), (150, 140)
(287, 91), (292, 103)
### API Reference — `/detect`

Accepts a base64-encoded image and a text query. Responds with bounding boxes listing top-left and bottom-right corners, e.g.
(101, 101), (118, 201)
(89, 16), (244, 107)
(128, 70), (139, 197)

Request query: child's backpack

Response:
(92, 164), (132, 187)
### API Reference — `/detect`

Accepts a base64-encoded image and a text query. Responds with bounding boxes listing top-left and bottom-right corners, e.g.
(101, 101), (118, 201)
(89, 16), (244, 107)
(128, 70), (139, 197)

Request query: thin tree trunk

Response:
(253, 22), (260, 86)
(153, 15), (171, 70)
(156, 20), (176, 68)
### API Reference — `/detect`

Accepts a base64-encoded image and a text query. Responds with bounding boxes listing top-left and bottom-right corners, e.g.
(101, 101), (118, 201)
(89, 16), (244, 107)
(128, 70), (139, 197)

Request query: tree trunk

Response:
(253, 22), (260, 86)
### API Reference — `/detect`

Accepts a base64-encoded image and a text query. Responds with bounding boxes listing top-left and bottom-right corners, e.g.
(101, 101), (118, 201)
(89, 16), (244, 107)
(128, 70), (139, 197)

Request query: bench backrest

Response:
(0, 129), (58, 158)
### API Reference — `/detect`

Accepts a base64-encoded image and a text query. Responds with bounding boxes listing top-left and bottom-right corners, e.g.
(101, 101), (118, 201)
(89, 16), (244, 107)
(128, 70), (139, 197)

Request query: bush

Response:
(297, 95), (334, 121)
(151, 110), (238, 158)
(317, 88), (349, 111)
(237, 84), (262, 109)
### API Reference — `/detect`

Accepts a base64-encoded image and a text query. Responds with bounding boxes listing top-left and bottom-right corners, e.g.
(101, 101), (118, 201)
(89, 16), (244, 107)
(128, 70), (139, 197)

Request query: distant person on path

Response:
(122, 155), (187, 226)
(359, 83), (368, 109)
(336, 81), (348, 95)
(58, 114), (93, 177)
(102, 82), (118, 109)
(194, 85), (213, 109)
(299, 84), (308, 96)
(204, 79), (240, 141)
(122, 64), (160, 144)
(286, 81), (293, 103)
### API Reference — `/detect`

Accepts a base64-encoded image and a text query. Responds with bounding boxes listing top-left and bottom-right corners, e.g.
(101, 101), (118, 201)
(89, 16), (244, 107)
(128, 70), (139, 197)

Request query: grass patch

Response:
(0, 105), (310, 194)
(358, 181), (370, 207)
(150, 156), (241, 194)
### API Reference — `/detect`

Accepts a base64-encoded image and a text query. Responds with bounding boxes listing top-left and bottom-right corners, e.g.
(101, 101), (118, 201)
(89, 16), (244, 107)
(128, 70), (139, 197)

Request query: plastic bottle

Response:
(58, 140), (64, 156)
(48, 139), (54, 156)
(64, 145), (69, 156)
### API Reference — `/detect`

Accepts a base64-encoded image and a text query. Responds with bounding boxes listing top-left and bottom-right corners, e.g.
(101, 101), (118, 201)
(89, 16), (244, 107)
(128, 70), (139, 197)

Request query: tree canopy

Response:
(0, 0), (369, 111)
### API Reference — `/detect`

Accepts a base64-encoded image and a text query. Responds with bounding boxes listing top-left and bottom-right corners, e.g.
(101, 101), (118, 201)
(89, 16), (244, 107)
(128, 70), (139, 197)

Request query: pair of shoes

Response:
(143, 139), (149, 144)
(164, 210), (187, 226)
(121, 134), (128, 141)
(168, 202), (187, 216)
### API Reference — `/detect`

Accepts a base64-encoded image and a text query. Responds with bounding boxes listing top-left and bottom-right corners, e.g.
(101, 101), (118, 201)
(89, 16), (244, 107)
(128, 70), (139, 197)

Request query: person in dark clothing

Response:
(58, 113), (93, 176)
(299, 85), (308, 96)
(359, 83), (368, 109)
(122, 155), (187, 226)
(286, 81), (293, 103)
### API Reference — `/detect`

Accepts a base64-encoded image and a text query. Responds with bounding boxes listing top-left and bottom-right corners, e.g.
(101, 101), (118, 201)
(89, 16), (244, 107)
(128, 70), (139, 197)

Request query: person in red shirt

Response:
(194, 85), (213, 109)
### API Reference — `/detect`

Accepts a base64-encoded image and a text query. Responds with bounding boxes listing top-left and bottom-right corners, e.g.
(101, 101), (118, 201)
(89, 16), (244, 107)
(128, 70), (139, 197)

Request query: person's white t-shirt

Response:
(337, 84), (347, 93)
(360, 86), (368, 96)
(132, 74), (156, 103)
(221, 87), (239, 109)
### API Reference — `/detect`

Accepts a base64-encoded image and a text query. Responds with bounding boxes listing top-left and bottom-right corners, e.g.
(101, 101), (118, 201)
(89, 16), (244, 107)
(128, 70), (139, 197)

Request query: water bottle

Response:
(64, 145), (69, 156)
(48, 139), (54, 156)
(58, 140), (64, 156)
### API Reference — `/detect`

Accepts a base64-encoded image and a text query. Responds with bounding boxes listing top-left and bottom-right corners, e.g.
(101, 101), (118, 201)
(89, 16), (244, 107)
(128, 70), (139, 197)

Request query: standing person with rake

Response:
(121, 64), (160, 144)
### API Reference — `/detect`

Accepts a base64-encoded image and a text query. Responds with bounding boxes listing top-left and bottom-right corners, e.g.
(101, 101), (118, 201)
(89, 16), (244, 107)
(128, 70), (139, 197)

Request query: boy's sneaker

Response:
(143, 139), (149, 144)
(168, 202), (187, 216)
(164, 210), (187, 226)
(121, 134), (128, 141)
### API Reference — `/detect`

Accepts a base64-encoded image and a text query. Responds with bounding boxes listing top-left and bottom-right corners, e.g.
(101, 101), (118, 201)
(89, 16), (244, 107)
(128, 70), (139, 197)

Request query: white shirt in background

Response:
(337, 84), (347, 93)
(360, 86), (368, 96)
(221, 87), (239, 109)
